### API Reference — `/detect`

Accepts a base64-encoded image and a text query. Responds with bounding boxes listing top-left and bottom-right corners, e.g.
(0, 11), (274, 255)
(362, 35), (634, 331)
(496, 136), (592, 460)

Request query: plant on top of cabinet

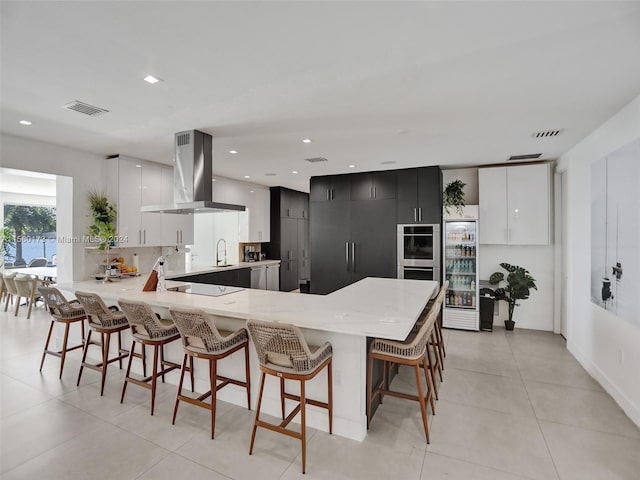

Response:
(443, 179), (466, 216)
(87, 190), (117, 250)
(489, 263), (537, 331)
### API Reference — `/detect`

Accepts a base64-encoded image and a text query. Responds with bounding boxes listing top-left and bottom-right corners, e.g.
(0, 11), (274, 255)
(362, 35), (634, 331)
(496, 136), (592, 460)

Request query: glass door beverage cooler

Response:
(443, 213), (479, 331)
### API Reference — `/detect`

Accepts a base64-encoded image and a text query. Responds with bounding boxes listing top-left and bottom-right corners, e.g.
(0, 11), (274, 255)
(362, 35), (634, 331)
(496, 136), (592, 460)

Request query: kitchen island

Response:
(56, 276), (437, 441)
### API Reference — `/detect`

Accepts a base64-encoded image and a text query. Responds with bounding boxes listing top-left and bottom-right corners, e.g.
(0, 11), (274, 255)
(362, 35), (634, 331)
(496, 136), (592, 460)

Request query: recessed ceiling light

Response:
(302, 138), (312, 143)
(19, 120), (32, 126)
(212, 178), (217, 182)
(135, 164), (142, 168)
(250, 190), (255, 193)
(143, 75), (161, 84)
(244, 175), (250, 179)
(229, 150), (238, 154)
(292, 170), (299, 174)
(348, 165), (356, 168)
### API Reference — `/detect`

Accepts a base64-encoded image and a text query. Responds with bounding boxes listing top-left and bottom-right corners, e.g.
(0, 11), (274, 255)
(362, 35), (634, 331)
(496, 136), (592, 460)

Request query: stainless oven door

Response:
(397, 224), (440, 266)
(398, 265), (440, 282)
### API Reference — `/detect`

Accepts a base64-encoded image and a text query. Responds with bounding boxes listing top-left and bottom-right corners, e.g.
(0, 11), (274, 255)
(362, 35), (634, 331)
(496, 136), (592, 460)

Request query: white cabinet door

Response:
(507, 163), (550, 245)
(116, 159), (142, 247)
(161, 167), (174, 205)
(478, 167), (508, 244)
(162, 213), (194, 245)
(140, 164), (163, 246)
(243, 186), (270, 243)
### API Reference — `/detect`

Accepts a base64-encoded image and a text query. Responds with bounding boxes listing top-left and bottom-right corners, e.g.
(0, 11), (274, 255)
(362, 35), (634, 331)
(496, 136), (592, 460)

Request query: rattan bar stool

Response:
(367, 295), (443, 443)
(169, 307), (251, 439)
(74, 291), (130, 395)
(246, 319), (333, 474)
(3, 273), (17, 313)
(38, 286), (87, 378)
(118, 299), (181, 415)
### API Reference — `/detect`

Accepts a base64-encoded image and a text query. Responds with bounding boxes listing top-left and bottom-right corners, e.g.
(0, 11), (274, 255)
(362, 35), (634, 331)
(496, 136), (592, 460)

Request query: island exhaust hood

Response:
(141, 130), (245, 214)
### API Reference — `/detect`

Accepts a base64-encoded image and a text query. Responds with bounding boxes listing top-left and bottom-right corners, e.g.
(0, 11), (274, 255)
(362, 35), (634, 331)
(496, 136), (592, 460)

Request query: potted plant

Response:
(444, 179), (466, 216)
(489, 263), (537, 331)
(87, 190), (117, 251)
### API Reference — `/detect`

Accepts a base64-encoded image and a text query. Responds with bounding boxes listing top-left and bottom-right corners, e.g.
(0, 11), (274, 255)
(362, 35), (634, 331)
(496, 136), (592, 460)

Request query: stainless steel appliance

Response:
(397, 224), (440, 281)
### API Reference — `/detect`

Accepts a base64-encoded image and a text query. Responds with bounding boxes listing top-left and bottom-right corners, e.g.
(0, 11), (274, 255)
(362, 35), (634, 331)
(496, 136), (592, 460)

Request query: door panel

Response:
(396, 168), (418, 223)
(371, 171), (396, 200)
(417, 167), (442, 223)
(310, 202), (351, 294)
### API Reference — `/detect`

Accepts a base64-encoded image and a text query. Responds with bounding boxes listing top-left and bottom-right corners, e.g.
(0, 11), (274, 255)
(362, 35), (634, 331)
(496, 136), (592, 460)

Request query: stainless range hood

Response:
(141, 130), (245, 214)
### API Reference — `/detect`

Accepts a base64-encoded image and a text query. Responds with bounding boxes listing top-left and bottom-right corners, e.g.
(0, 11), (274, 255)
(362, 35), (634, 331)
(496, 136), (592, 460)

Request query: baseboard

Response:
(567, 340), (640, 429)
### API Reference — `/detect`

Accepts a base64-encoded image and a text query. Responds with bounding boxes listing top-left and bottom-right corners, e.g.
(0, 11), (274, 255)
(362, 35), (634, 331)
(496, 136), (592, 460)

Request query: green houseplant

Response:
(87, 190), (117, 251)
(489, 263), (537, 331)
(444, 180), (466, 216)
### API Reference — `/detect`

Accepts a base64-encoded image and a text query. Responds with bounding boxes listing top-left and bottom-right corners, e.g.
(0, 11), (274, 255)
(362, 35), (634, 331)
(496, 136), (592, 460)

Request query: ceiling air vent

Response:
(176, 132), (191, 146)
(532, 129), (563, 138)
(304, 157), (328, 163)
(63, 100), (109, 117)
(508, 153), (543, 161)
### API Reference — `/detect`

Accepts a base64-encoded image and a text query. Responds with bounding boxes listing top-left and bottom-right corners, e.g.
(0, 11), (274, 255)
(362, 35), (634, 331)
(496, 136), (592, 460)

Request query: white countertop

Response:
(57, 276), (436, 341)
(165, 260), (280, 279)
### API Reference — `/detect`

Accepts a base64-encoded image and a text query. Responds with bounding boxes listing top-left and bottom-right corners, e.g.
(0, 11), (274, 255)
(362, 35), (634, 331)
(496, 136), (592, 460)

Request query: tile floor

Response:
(2, 305), (639, 479)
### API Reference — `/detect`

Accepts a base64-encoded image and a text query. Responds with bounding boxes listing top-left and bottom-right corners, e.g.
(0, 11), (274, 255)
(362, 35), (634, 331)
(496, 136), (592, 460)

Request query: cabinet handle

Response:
(180, 230), (183, 244)
(374, 186), (377, 198)
(176, 231), (179, 243)
(346, 242), (350, 271)
(370, 186), (373, 199)
(139, 230), (141, 244)
(351, 243), (356, 271)
(331, 189), (334, 200)
(414, 208), (417, 222)
(327, 189), (330, 201)
(419, 207), (422, 222)
(143, 230), (146, 244)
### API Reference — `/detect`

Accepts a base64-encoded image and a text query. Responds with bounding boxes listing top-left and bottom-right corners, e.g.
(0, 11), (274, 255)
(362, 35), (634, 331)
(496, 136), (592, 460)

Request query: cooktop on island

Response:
(186, 284), (244, 297)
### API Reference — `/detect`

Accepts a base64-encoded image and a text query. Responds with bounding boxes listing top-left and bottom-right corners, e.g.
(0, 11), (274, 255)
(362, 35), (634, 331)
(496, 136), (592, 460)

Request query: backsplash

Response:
(84, 246), (187, 278)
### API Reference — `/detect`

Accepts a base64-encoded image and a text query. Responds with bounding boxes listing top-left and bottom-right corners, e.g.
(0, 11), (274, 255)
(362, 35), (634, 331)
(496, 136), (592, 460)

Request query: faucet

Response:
(216, 238), (227, 266)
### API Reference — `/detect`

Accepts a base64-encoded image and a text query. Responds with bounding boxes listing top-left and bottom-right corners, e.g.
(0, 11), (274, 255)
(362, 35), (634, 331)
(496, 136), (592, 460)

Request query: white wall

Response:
(557, 93), (640, 428)
(1, 133), (106, 280)
(442, 168), (479, 204)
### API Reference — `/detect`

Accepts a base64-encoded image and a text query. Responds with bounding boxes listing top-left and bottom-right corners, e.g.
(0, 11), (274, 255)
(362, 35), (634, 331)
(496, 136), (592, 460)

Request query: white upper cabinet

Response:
(160, 166), (193, 245)
(139, 163), (163, 246)
(479, 163), (551, 245)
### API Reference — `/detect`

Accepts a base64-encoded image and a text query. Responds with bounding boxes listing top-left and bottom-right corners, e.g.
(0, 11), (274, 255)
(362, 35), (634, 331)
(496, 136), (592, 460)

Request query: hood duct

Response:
(141, 130), (245, 214)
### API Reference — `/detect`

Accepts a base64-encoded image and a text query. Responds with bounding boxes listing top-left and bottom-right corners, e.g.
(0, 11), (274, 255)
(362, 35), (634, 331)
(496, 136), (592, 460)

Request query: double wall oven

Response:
(397, 224), (440, 282)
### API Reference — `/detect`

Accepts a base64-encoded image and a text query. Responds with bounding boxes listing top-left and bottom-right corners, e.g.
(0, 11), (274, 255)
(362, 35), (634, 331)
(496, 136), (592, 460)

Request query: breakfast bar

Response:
(56, 276), (437, 441)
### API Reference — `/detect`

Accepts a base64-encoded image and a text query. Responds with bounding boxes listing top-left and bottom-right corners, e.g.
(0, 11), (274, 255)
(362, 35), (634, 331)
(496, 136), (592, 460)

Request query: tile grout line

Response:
(425, 450), (539, 480)
(508, 333), (563, 480)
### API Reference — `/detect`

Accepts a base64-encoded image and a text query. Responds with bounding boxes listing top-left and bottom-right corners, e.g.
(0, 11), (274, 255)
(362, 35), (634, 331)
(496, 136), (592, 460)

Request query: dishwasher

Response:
(250, 265), (267, 290)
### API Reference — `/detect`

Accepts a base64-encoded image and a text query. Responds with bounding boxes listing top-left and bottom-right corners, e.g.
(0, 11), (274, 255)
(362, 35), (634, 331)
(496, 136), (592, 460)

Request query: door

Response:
(310, 177), (332, 202)
(479, 167), (508, 244)
(561, 170), (568, 338)
(298, 219), (310, 280)
(396, 168), (419, 223)
(417, 167), (442, 223)
(310, 202), (351, 294)
(117, 159), (142, 246)
(370, 171), (396, 200)
(350, 200), (396, 282)
(280, 217), (297, 261)
(140, 163), (163, 245)
(507, 163), (550, 245)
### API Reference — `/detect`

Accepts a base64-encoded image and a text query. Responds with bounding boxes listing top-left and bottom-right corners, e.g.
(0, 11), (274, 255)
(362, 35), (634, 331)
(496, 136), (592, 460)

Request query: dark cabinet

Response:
(396, 166), (442, 224)
(310, 166), (442, 295)
(268, 187), (310, 291)
(350, 171), (397, 201)
(173, 268), (251, 288)
(309, 175), (351, 202)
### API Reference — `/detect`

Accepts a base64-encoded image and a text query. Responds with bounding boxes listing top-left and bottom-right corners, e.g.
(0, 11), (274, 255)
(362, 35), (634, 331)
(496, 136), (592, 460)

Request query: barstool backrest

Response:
(168, 307), (228, 352)
(2, 273), (18, 295)
(75, 291), (121, 327)
(14, 275), (37, 298)
(118, 299), (169, 339)
(38, 286), (85, 318)
(246, 319), (319, 373)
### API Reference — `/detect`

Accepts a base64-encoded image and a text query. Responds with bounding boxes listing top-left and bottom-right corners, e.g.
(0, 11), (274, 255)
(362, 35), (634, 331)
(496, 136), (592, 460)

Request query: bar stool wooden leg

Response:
(210, 358), (217, 438)
(172, 354), (188, 425)
(59, 322), (71, 379)
(422, 355), (436, 414)
(77, 330), (92, 386)
(40, 320), (55, 371)
(425, 343), (438, 400)
(244, 343), (251, 409)
(151, 345), (159, 415)
(189, 356), (195, 392)
(117, 331), (124, 369)
(160, 346), (165, 383)
(300, 379), (307, 474)
(414, 363), (430, 443)
(100, 332), (111, 395)
(121, 340), (137, 403)
(280, 377), (286, 419)
(327, 359), (333, 434)
(249, 371), (267, 455)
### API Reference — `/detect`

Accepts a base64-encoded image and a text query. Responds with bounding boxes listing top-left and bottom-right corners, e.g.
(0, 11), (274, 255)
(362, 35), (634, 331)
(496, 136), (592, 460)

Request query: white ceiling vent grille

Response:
(508, 153), (543, 161)
(532, 129), (562, 138)
(304, 157), (328, 163)
(63, 100), (109, 117)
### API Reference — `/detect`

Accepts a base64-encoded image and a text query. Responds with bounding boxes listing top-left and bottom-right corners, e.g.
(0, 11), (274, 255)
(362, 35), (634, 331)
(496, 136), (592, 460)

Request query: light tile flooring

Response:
(2, 306), (640, 479)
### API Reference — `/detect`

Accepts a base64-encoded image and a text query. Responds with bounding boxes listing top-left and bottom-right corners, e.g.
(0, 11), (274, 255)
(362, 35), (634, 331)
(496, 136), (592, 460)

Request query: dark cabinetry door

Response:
(310, 175), (350, 202)
(350, 171), (396, 201)
(173, 269), (250, 288)
(350, 200), (397, 282)
(396, 167), (442, 224)
(310, 202), (351, 294)
(298, 219), (310, 280)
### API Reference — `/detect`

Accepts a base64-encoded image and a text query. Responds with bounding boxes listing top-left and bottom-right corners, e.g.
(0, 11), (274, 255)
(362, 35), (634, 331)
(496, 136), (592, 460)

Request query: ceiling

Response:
(2, 1), (640, 192)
